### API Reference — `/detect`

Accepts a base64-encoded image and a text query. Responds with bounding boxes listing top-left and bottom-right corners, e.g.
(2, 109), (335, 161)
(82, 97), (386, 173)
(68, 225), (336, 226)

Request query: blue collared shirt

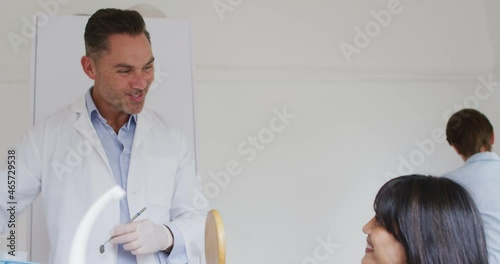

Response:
(444, 151), (500, 264)
(85, 89), (187, 264)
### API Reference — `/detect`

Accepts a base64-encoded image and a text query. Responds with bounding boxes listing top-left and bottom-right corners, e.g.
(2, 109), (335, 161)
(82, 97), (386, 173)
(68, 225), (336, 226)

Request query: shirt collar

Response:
(466, 151), (500, 164)
(85, 88), (137, 129)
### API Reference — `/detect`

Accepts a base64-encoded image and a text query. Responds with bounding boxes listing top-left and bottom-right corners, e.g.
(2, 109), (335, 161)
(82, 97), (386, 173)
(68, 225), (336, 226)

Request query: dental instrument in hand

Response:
(99, 206), (147, 254)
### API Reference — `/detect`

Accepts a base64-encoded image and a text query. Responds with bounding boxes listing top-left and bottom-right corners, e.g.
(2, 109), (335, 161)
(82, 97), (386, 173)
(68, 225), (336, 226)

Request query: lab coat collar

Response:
(69, 95), (112, 174)
(69, 94), (154, 158)
(132, 107), (153, 152)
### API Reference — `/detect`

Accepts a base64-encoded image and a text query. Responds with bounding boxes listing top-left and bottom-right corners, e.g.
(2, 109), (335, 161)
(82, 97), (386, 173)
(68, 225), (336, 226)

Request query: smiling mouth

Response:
(365, 240), (374, 253)
(129, 92), (145, 102)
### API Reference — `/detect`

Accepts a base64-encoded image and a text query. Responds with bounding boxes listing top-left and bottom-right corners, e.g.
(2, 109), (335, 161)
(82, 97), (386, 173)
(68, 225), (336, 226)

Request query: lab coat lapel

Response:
(129, 108), (156, 264)
(70, 96), (113, 177)
(66, 96), (120, 263)
(133, 108), (154, 150)
(127, 107), (153, 205)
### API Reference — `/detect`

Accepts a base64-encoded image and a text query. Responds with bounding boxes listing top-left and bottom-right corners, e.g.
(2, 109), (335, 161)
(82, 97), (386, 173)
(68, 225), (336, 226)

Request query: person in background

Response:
(444, 108), (500, 264)
(362, 175), (488, 264)
(0, 8), (209, 264)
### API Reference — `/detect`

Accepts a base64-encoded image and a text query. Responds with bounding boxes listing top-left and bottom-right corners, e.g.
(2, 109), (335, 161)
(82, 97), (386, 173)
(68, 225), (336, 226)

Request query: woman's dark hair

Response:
(374, 175), (488, 264)
(84, 8), (151, 60)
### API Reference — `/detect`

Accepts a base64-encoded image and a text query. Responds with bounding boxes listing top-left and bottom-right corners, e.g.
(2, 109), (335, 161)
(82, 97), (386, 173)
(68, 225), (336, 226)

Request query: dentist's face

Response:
(362, 217), (406, 264)
(85, 33), (154, 115)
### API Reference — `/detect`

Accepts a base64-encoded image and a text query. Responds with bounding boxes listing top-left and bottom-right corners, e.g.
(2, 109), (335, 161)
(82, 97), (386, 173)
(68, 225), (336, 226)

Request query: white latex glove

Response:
(110, 219), (173, 255)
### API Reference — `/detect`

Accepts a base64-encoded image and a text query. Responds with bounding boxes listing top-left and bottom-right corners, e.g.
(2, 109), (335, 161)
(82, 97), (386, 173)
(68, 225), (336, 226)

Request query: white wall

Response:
(483, 0), (500, 75)
(1, 0), (498, 263)
(195, 81), (500, 263)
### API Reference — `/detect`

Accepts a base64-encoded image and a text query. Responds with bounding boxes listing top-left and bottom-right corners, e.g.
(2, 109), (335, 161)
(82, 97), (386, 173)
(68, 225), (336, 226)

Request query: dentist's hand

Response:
(110, 219), (173, 255)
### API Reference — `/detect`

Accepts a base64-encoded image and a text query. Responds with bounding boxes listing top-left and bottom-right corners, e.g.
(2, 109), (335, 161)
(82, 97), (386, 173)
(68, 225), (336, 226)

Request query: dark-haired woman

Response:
(362, 175), (489, 264)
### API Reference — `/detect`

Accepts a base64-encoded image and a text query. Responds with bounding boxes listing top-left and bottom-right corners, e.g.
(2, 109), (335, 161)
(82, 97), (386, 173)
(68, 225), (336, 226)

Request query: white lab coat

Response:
(0, 96), (209, 264)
